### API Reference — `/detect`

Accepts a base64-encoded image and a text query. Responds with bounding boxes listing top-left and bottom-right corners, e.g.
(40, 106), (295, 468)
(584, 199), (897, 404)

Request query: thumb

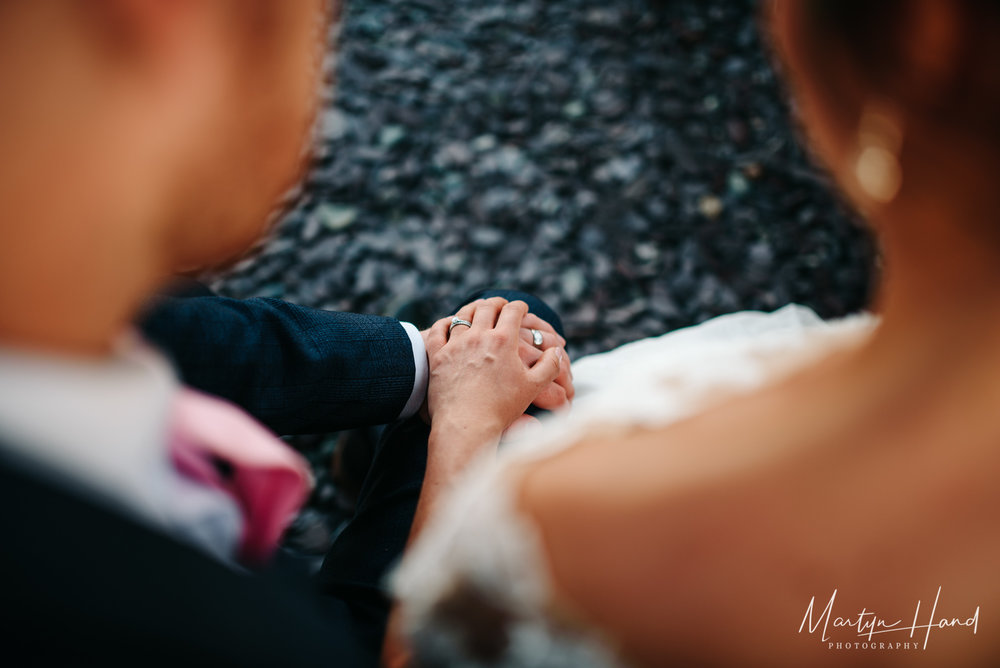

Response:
(528, 346), (564, 387)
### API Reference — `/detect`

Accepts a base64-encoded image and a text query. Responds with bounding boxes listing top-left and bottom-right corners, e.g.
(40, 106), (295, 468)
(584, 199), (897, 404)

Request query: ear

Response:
(900, 0), (964, 106)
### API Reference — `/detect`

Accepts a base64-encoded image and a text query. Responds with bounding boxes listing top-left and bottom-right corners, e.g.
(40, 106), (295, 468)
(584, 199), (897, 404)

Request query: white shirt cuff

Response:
(398, 321), (428, 420)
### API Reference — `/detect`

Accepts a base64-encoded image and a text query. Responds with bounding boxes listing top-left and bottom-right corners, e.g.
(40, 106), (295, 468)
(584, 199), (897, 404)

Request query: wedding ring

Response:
(530, 329), (544, 348)
(449, 317), (473, 334)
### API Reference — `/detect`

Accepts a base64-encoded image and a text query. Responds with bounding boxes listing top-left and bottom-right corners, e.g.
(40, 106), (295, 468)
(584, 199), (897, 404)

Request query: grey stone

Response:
(469, 226), (505, 249)
(208, 0), (878, 533)
(433, 141), (473, 168)
(560, 267), (587, 302)
(316, 204), (360, 231)
(562, 100), (586, 119)
(378, 125), (406, 148)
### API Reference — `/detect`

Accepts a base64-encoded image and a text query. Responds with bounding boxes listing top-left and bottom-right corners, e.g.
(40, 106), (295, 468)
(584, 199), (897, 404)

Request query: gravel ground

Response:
(210, 0), (878, 554)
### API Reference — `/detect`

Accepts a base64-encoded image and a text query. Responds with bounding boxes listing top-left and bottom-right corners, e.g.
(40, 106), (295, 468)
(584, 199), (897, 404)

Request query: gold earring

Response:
(854, 102), (904, 204)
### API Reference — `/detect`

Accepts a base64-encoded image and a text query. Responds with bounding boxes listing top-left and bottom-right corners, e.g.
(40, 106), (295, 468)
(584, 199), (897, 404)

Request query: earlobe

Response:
(853, 102), (904, 205)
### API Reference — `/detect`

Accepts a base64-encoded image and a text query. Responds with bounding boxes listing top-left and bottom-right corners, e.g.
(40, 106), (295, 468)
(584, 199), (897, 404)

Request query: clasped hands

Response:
(419, 297), (573, 439)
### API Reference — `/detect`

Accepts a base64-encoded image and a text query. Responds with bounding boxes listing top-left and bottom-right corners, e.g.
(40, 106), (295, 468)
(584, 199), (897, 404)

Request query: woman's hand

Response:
(516, 312), (574, 411)
(424, 298), (566, 440)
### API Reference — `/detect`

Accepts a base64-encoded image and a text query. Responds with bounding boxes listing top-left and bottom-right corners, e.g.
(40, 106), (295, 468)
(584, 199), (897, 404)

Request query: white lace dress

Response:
(392, 304), (878, 667)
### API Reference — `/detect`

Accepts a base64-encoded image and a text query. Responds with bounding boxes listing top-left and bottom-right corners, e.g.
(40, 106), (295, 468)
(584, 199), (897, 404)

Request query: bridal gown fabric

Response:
(392, 304), (879, 667)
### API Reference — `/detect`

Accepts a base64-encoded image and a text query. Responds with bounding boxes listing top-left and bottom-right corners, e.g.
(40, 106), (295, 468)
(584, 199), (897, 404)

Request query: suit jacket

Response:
(140, 293), (418, 435)
(0, 453), (371, 666)
(1, 295), (422, 665)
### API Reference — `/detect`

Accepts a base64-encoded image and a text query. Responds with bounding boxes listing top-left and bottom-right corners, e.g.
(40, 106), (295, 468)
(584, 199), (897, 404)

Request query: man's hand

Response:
(418, 300), (573, 423)
(423, 298), (564, 436)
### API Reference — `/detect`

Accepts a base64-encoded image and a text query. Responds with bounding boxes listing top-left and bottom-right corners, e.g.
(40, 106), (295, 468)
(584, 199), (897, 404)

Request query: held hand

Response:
(424, 298), (565, 438)
(418, 306), (574, 420)
(517, 312), (574, 411)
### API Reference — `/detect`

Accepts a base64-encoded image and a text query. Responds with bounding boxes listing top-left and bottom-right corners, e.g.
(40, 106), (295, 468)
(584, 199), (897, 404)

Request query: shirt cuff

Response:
(398, 322), (428, 420)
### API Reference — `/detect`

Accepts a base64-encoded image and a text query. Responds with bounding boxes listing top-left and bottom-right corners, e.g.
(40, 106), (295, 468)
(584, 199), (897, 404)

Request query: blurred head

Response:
(767, 0), (1000, 238)
(0, 0), (333, 273)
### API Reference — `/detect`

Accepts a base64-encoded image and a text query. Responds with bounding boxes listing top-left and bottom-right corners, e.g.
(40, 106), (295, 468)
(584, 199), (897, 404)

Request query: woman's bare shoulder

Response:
(508, 370), (997, 666)
(507, 377), (876, 664)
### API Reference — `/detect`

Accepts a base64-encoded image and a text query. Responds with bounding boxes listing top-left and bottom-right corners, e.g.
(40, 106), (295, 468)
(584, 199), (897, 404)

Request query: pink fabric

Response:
(168, 388), (312, 565)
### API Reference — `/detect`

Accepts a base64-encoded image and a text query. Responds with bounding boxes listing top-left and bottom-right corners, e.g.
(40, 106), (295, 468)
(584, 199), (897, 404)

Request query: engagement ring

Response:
(530, 329), (544, 348)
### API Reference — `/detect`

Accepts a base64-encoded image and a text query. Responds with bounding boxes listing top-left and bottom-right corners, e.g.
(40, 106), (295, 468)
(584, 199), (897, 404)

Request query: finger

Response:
(529, 344), (573, 405)
(454, 300), (480, 322)
(519, 327), (561, 351)
(551, 353), (575, 401)
(531, 382), (570, 411)
(471, 297), (508, 329)
(527, 346), (564, 388)
(495, 300), (529, 338)
(518, 339), (543, 367)
(447, 301), (480, 340)
(521, 313), (567, 347)
(427, 317), (451, 355)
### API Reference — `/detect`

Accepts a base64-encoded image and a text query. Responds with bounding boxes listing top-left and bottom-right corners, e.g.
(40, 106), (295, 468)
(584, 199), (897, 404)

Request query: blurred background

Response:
(209, 0), (878, 557)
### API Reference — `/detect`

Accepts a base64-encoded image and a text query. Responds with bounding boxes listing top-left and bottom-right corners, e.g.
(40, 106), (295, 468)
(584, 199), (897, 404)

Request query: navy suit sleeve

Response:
(139, 295), (417, 436)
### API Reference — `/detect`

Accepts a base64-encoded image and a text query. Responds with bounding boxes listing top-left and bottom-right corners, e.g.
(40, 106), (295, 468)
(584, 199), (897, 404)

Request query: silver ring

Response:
(530, 329), (544, 348)
(449, 317), (473, 334)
